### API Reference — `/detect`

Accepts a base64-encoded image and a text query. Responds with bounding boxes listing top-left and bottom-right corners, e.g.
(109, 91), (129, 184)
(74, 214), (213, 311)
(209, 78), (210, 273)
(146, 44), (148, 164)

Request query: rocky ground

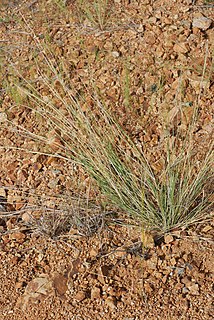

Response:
(0, 0), (213, 319)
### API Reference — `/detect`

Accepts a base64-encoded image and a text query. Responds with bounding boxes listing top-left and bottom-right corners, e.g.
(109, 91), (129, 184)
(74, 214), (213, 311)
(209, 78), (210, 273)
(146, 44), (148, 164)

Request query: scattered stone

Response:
(16, 276), (53, 310)
(144, 31), (156, 45)
(153, 271), (163, 279)
(10, 256), (19, 265)
(74, 291), (86, 302)
(187, 283), (200, 296)
(192, 16), (212, 30)
(136, 24), (144, 33)
(111, 51), (120, 58)
(105, 296), (117, 309)
(142, 230), (155, 248)
(1, 234), (9, 243)
(0, 112), (7, 123)
(91, 287), (101, 300)
(182, 286), (189, 294)
(170, 257), (177, 266)
(15, 281), (24, 290)
(164, 234), (174, 244)
(201, 225), (212, 233)
(22, 212), (32, 223)
(9, 232), (26, 243)
(146, 255), (158, 270)
(173, 43), (189, 54)
(158, 288), (163, 295)
(144, 282), (153, 293)
(89, 247), (98, 258)
(181, 276), (192, 286)
(0, 188), (7, 198)
(52, 273), (68, 297)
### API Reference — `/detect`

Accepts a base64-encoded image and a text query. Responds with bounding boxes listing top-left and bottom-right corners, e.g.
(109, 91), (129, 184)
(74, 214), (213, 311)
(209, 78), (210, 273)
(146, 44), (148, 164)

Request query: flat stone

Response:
(192, 17), (212, 30)
(173, 43), (189, 54)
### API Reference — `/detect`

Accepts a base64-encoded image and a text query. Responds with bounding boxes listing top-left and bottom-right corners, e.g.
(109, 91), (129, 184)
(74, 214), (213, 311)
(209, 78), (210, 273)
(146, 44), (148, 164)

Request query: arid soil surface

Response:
(0, 0), (214, 319)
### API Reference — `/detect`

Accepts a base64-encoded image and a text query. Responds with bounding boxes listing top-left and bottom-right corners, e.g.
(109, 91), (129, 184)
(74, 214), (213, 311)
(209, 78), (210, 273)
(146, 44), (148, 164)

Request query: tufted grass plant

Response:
(1, 27), (213, 236)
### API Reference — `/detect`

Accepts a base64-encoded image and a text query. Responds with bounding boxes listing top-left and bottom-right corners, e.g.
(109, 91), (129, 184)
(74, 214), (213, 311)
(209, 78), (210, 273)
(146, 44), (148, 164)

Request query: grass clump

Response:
(76, 0), (111, 30)
(2, 31), (213, 237)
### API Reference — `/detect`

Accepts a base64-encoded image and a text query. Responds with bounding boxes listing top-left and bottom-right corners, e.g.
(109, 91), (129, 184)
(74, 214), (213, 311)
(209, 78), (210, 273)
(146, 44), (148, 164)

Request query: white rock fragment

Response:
(111, 51), (120, 58)
(0, 112), (7, 123)
(192, 17), (212, 30)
